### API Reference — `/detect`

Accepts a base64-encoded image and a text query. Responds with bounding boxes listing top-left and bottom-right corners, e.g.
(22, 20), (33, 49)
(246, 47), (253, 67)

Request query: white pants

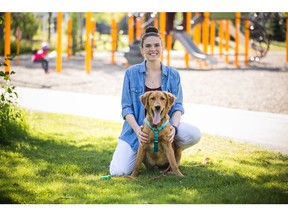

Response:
(109, 122), (201, 176)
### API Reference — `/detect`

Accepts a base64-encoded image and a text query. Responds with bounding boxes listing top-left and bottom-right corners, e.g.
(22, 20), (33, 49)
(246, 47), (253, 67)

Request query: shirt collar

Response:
(139, 60), (168, 76)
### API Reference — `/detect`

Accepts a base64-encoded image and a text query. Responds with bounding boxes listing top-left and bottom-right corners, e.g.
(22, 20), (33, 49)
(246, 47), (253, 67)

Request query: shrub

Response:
(0, 55), (29, 145)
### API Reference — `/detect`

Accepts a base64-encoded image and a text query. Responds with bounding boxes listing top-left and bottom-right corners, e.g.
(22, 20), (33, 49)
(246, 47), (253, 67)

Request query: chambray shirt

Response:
(119, 60), (185, 151)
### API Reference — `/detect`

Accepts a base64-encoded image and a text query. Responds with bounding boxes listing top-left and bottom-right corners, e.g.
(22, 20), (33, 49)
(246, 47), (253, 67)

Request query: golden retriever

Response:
(131, 91), (183, 177)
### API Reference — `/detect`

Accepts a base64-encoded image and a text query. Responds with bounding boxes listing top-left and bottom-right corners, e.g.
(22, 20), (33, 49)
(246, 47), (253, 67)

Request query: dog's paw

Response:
(175, 171), (184, 177)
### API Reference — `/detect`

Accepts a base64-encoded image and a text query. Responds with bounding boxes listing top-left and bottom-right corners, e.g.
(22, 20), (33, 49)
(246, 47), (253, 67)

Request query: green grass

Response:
(0, 111), (287, 204)
(269, 41), (286, 51)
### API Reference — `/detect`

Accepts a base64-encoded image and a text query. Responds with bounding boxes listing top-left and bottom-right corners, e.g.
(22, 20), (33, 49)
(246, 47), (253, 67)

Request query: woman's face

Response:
(141, 36), (163, 62)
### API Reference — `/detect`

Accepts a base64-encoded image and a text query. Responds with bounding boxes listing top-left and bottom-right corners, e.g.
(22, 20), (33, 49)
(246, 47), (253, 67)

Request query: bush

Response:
(0, 40), (34, 55)
(0, 55), (29, 145)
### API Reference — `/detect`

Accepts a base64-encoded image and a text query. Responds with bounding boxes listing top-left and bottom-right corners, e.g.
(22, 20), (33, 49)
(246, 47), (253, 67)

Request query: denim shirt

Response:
(119, 60), (185, 151)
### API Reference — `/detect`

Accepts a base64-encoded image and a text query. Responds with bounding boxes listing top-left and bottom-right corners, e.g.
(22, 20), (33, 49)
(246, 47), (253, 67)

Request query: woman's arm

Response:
(125, 114), (148, 144)
(170, 110), (181, 127)
(168, 110), (181, 143)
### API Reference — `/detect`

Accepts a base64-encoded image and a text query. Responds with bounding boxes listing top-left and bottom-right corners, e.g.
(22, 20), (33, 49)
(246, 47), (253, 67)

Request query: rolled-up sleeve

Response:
(169, 70), (185, 116)
(121, 70), (134, 119)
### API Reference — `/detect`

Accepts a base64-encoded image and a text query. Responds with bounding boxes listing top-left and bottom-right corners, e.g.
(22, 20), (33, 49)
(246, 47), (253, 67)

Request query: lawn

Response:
(0, 111), (287, 204)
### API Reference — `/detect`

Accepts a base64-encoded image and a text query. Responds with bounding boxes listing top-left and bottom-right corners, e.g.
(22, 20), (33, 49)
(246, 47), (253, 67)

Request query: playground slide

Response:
(229, 22), (245, 45)
(174, 31), (217, 64)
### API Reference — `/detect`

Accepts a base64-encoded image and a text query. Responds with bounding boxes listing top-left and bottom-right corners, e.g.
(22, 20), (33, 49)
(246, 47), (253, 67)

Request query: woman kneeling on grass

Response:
(109, 26), (201, 176)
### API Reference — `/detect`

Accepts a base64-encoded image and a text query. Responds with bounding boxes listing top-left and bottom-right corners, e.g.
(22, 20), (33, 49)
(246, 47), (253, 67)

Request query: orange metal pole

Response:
(136, 17), (141, 40)
(194, 23), (201, 45)
(4, 12), (11, 72)
(219, 20), (224, 58)
(128, 14), (134, 45)
(185, 12), (192, 68)
(225, 20), (230, 64)
(56, 12), (63, 73)
(210, 20), (215, 56)
(235, 12), (240, 67)
(159, 12), (166, 62)
(194, 12), (201, 46)
(140, 14), (145, 37)
(16, 27), (21, 64)
(85, 12), (92, 73)
(154, 14), (159, 28)
(194, 13), (202, 68)
(67, 18), (72, 60)
(91, 18), (96, 59)
(245, 20), (250, 65)
(167, 33), (172, 66)
(202, 12), (209, 54)
(111, 18), (117, 64)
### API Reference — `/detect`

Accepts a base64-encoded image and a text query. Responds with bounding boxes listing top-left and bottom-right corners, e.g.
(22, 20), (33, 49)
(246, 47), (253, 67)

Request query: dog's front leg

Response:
(131, 144), (146, 177)
(165, 145), (184, 177)
(173, 144), (182, 165)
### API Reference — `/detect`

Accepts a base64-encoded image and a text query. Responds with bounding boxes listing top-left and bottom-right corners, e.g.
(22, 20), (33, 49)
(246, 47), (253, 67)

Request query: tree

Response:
(11, 13), (39, 40)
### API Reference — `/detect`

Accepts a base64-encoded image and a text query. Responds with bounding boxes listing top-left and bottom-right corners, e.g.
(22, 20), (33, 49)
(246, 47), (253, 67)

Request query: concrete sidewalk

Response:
(17, 87), (288, 154)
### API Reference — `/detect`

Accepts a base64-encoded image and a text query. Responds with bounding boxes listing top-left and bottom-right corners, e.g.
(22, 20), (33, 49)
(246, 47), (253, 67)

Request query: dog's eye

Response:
(160, 97), (165, 101)
(150, 97), (156, 100)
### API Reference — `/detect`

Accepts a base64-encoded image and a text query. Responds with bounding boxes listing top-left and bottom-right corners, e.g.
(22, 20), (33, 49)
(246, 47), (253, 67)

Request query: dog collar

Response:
(145, 119), (169, 153)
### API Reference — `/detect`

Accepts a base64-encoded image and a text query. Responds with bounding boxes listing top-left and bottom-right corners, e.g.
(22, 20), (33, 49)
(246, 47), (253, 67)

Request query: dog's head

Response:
(140, 91), (176, 125)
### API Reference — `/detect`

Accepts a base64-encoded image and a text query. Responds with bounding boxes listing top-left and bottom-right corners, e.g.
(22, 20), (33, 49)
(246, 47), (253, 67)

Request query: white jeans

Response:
(109, 122), (201, 176)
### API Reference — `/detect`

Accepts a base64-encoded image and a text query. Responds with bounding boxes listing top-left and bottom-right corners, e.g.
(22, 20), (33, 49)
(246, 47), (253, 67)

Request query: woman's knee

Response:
(176, 122), (202, 147)
(109, 139), (136, 176)
(109, 163), (132, 176)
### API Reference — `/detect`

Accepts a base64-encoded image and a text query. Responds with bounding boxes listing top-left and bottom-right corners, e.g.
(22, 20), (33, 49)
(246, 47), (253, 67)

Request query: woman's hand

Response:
(168, 125), (177, 143)
(135, 125), (149, 145)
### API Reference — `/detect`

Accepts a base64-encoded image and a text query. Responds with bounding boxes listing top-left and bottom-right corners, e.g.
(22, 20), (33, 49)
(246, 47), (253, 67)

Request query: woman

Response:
(109, 26), (201, 176)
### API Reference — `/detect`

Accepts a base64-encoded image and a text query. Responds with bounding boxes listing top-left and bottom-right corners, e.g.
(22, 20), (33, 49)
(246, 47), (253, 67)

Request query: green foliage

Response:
(0, 112), (287, 204)
(93, 13), (126, 24)
(269, 16), (286, 42)
(11, 13), (39, 40)
(71, 12), (79, 54)
(0, 55), (29, 145)
(0, 40), (34, 55)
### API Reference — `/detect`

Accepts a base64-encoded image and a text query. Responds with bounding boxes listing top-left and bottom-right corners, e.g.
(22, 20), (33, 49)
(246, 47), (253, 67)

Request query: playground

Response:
(2, 12), (287, 114)
(1, 12), (288, 205)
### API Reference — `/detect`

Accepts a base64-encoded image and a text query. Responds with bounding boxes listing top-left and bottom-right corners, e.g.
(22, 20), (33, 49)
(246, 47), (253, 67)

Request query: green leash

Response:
(145, 119), (169, 153)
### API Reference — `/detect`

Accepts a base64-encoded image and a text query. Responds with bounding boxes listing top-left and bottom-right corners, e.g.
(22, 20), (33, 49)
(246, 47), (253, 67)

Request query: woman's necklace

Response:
(146, 70), (161, 87)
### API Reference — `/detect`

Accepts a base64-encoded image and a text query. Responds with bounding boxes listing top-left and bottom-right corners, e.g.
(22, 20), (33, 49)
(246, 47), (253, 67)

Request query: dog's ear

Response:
(140, 91), (152, 109)
(165, 92), (176, 108)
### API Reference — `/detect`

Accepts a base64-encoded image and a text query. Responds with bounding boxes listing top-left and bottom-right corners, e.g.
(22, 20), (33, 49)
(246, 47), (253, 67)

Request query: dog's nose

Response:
(155, 105), (161, 111)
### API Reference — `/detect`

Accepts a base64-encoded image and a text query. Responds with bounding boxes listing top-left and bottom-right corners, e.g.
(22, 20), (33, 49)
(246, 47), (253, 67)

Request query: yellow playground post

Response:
(194, 12), (201, 46)
(245, 19), (250, 65)
(136, 17), (141, 40)
(159, 12), (166, 62)
(4, 12), (11, 72)
(56, 12), (63, 73)
(128, 14), (134, 45)
(67, 18), (72, 60)
(154, 13), (158, 28)
(111, 18), (117, 65)
(85, 12), (92, 73)
(225, 20), (230, 64)
(210, 20), (215, 56)
(235, 12), (240, 67)
(185, 12), (192, 68)
(167, 32), (172, 66)
(202, 12), (209, 55)
(219, 20), (224, 58)
(91, 18), (96, 59)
